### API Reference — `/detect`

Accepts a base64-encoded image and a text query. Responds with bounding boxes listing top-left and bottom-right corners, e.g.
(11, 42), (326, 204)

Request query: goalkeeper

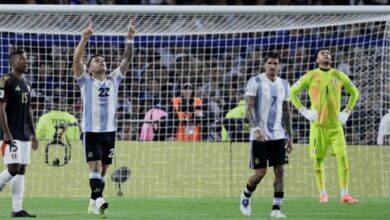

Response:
(290, 48), (359, 204)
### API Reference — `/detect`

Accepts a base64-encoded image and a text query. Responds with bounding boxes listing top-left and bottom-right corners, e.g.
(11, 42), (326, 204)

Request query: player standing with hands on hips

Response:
(73, 20), (135, 216)
(240, 52), (293, 218)
(290, 48), (359, 204)
(0, 50), (39, 217)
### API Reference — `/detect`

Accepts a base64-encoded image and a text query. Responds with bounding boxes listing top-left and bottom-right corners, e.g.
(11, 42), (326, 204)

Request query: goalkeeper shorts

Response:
(309, 124), (347, 159)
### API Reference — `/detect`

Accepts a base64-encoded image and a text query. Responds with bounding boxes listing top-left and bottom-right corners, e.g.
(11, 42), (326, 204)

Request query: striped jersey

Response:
(76, 68), (123, 133)
(245, 73), (290, 141)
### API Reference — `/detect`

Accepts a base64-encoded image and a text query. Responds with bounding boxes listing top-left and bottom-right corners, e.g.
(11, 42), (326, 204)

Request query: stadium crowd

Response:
(7, 21), (388, 145)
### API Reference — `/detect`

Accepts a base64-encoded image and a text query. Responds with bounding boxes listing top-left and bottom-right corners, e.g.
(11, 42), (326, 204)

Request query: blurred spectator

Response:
(221, 98), (249, 142)
(166, 83), (203, 141)
(139, 105), (169, 141)
(377, 110), (390, 145)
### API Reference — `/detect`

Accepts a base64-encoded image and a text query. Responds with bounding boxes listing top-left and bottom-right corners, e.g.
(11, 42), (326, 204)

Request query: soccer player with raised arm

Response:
(0, 50), (39, 217)
(290, 48), (359, 204)
(240, 52), (293, 218)
(73, 20), (135, 216)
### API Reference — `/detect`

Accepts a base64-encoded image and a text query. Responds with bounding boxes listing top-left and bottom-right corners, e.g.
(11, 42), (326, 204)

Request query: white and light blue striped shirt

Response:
(76, 68), (123, 133)
(245, 73), (290, 141)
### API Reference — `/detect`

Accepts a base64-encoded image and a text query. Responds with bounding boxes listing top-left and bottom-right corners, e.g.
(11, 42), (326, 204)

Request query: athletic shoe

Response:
(11, 210), (36, 218)
(96, 197), (109, 217)
(340, 195), (358, 204)
(320, 194), (329, 203)
(87, 201), (100, 215)
(270, 210), (286, 218)
(240, 193), (251, 216)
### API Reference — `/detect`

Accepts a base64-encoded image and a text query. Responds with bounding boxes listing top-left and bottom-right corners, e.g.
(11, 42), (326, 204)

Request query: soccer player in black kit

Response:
(0, 50), (38, 217)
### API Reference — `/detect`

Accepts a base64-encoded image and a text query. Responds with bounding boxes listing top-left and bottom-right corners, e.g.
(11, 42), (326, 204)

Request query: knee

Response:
(254, 169), (267, 180)
(274, 166), (284, 178)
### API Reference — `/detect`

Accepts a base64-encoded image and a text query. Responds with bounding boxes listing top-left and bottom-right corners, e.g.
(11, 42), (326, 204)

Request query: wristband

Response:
(252, 127), (262, 133)
(126, 38), (134, 44)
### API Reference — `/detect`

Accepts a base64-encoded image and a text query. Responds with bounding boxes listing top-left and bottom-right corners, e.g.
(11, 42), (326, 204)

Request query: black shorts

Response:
(83, 132), (116, 164)
(249, 139), (286, 169)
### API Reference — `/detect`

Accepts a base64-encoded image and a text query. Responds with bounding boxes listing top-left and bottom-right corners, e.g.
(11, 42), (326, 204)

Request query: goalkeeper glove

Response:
(338, 108), (352, 125)
(298, 107), (319, 122)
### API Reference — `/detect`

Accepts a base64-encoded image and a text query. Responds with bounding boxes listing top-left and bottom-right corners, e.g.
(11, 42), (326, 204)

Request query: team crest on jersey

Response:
(332, 78), (337, 86)
(255, 158), (260, 165)
(88, 152), (94, 158)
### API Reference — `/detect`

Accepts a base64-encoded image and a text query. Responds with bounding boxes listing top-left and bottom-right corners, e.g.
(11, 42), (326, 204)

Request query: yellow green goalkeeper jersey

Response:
(290, 68), (359, 128)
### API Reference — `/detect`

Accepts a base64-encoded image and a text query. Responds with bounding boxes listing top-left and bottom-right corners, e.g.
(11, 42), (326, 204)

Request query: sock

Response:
(341, 188), (349, 197)
(0, 169), (14, 191)
(320, 189), (328, 196)
(101, 176), (105, 197)
(243, 183), (257, 198)
(90, 199), (95, 205)
(272, 192), (284, 210)
(336, 154), (349, 195)
(89, 172), (102, 200)
(314, 158), (326, 195)
(11, 175), (24, 212)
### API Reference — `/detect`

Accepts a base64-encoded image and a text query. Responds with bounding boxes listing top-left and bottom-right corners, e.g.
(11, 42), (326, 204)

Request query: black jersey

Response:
(0, 73), (31, 141)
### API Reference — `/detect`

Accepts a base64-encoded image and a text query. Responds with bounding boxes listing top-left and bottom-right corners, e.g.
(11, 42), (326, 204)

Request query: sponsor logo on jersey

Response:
(15, 86), (20, 91)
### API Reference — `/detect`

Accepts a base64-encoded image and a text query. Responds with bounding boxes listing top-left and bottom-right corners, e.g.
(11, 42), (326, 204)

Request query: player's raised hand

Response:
(127, 19), (136, 40)
(82, 19), (93, 39)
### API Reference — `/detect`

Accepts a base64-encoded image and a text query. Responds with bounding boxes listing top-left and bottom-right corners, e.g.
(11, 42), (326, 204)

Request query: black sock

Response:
(89, 178), (103, 200)
(272, 192), (284, 210)
(101, 181), (105, 196)
(243, 183), (257, 198)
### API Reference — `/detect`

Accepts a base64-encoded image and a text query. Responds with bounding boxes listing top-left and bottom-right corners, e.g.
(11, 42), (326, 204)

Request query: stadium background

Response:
(0, 3), (389, 220)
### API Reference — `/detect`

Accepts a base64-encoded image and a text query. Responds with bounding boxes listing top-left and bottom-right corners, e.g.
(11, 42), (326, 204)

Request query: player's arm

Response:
(73, 20), (93, 78)
(338, 71), (359, 125)
(342, 74), (359, 110)
(290, 72), (318, 122)
(0, 79), (12, 143)
(245, 95), (266, 142)
(119, 20), (136, 76)
(27, 105), (38, 150)
(290, 73), (310, 110)
(282, 101), (293, 153)
(0, 102), (12, 143)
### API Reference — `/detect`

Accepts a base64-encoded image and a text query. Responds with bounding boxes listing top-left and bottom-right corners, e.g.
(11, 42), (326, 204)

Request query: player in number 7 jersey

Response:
(73, 19), (135, 216)
(290, 48), (359, 204)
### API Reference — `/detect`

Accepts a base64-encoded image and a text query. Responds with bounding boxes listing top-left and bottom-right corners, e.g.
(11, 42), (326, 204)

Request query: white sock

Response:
(273, 197), (283, 206)
(11, 175), (24, 212)
(341, 188), (348, 197)
(320, 189), (327, 196)
(0, 169), (14, 191)
(90, 199), (96, 206)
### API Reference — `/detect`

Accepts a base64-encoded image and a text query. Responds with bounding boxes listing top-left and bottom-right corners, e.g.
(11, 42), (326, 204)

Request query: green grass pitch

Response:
(0, 141), (389, 219)
(0, 197), (389, 219)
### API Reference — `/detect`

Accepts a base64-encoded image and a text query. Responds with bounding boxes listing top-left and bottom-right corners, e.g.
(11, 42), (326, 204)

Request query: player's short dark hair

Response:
(9, 49), (26, 63)
(263, 52), (282, 63)
(315, 47), (330, 59)
(87, 54), (104, 69)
